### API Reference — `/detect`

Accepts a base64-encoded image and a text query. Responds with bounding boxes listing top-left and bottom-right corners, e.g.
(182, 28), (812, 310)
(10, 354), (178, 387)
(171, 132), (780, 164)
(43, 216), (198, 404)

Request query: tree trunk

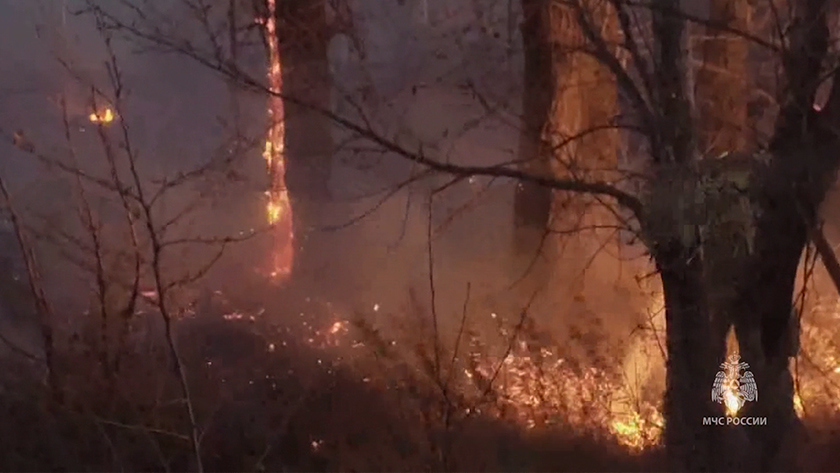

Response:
(546, 0), (619, 297)
(726, 154), (809, 472)
(694, 0), (751, 365)
(656, 240), (716, 471)
(549, 1), (618, 182)
(277, 0), (333, 281)
(648, 1), (720, 469)
(725, 2), (840, 470)
(513, 0), (619, 301)
(514, 0), (554, 260)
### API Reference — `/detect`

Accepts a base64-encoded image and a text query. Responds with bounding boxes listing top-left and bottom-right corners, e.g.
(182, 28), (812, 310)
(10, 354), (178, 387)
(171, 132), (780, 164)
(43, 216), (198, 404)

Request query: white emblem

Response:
(711, 354), (757, 415)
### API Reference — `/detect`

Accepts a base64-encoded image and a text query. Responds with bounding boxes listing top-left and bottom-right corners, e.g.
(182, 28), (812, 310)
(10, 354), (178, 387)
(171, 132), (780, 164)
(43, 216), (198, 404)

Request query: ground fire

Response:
(298, 286), (840, 453)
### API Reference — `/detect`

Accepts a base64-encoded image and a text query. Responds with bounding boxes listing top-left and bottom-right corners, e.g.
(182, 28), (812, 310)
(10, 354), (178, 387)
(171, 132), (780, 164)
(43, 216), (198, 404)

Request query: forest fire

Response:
(260, 0), (294, 280)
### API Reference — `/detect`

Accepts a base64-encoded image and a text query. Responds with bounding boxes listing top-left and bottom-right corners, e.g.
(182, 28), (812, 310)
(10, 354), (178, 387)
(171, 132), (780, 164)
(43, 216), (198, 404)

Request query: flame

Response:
(260, 0), (294, 280)
(722, 336), (743, 417)
(724, 386), (742, 416)
(793, 393), (804, 417)
(89, 107), (115, 124)
(263, 284), (840, 455)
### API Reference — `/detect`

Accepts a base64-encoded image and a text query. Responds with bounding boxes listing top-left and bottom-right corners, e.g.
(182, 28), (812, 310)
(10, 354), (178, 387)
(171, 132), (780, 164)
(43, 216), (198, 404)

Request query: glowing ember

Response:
(260, 0), (294, 280)
(89, 107), (115, 124)
(329, 320), (347, 335)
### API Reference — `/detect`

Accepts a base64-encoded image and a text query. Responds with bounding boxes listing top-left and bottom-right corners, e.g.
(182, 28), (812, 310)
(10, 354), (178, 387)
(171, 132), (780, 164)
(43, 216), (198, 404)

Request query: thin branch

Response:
(810, 225), (840, 298)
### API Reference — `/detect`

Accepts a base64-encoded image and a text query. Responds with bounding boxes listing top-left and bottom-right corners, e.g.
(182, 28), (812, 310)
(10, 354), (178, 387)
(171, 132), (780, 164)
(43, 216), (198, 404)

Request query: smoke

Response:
(0, 0), (666, 385)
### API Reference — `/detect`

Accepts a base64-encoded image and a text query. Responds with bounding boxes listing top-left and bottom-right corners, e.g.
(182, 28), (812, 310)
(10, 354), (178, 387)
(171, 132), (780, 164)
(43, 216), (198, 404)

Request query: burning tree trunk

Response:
(549, 0), (618, 194)
(271, 0), (333, 280)
(261, 0), (295, 280)
(514, 0), (554, 258)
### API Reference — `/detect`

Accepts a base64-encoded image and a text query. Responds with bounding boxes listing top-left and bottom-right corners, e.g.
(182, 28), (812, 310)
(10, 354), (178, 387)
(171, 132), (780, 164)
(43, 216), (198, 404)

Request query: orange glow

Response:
(89, 107), (115, 124)
(250, 279), (840, 454)
(261, 0), (294, 280)
(723, 384), (742, 416)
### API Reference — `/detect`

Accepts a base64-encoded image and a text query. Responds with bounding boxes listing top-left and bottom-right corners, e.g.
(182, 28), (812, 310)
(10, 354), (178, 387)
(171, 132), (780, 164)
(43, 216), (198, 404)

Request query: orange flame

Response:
(261, 0), (294, 280)
(89, 107), (115, 124)
(723, 386), (742, 416)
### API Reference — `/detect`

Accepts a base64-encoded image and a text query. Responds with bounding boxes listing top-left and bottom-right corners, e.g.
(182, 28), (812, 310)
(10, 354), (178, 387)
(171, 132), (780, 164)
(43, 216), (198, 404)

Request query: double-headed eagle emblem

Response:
(712, 354), (758, 414)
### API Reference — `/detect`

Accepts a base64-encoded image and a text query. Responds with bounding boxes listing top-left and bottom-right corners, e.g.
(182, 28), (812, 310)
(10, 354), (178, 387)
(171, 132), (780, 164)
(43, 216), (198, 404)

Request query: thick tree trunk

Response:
(549, 1), (618, 178)
(277, 0), (333, 281)
(727, 157), (809, 472)
(513, 0), (619, 304)
(694, 0), (751, 365)
(656, 241), (716, 472)
(648, 2), (720, 470)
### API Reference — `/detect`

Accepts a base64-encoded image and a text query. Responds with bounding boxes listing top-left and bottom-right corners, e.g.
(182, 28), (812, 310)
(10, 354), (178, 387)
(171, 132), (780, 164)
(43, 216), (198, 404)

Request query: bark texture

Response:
(647, 1), (717, 470)
(275, 0), (334, 280)
(693, 0), (754, 375)
(513, 0), (620, 306)
(652, 0), (840, 470)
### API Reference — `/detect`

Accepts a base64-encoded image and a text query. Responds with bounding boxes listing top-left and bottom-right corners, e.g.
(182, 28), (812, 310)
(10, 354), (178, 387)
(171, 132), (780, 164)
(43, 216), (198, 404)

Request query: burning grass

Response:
(0, 284), (662, 471)
(335, 289), (667, 454)
(4, 276), (840, 471)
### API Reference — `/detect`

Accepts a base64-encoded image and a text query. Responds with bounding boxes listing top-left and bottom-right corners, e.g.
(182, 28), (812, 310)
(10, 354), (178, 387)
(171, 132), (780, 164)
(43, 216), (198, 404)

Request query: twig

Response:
(426, 195), (441, 380)
(92, 416), (192, 442)
(810, 225), (840, 298)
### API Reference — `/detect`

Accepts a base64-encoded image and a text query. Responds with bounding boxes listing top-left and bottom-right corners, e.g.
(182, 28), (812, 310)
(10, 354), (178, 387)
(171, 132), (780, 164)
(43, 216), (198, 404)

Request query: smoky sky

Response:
(0, 0), (654, 353)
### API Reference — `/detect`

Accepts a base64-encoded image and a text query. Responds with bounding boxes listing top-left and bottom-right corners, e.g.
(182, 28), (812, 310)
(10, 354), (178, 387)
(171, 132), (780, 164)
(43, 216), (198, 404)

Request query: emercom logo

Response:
(703, 354), (765, 426)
